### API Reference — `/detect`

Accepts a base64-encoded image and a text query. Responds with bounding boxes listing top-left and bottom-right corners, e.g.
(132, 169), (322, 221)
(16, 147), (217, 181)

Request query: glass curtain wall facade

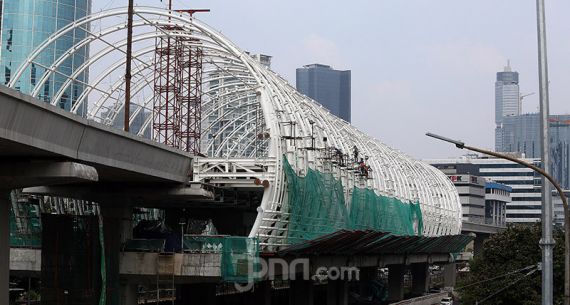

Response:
(0, 0), (91, 113)
(495, 62), (520, 125)
(495, 62), (519, 151)
(498, 113), (570, 189)
(296, 64), (351, 122)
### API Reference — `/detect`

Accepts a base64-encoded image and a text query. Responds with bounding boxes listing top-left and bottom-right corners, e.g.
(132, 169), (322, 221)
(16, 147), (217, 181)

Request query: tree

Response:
(458, 223), (564, 305)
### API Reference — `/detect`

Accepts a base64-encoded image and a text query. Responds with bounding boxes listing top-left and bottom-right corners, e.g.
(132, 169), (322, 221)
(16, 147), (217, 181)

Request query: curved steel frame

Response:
(8, 7), (462, 249)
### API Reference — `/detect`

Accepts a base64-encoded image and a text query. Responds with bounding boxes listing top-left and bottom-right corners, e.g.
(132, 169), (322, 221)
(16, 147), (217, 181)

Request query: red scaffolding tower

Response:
(153, 32), (180, 149)
(153, 7), (207, 154)
(177, 43), (203, 153)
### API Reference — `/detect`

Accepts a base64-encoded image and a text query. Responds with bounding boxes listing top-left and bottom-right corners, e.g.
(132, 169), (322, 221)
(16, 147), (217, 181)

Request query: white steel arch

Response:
(8, 7), (462, 248)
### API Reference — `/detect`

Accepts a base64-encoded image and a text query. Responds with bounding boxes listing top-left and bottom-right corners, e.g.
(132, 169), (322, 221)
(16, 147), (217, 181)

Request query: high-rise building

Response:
(495, 61), (520, 124)
(0, 0), (91, 112)
(492, 62), (570, 189)
(495, 62), (520, 151)
(496, 113), (570, 189)
(296, 64), (351, 122)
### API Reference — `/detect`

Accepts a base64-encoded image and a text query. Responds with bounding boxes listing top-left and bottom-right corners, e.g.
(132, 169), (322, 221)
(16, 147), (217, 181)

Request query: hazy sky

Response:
(95, 0), (570, 159)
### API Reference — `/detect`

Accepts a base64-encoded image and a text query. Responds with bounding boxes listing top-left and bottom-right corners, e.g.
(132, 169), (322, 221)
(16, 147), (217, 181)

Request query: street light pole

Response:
(124, 0), (134, 132)
(536, 0), (556, 304)
(426, 132), (569, 305)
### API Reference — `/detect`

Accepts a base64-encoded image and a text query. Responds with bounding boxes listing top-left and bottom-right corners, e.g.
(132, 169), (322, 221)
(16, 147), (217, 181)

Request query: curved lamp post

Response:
(426, 132), (569, 305)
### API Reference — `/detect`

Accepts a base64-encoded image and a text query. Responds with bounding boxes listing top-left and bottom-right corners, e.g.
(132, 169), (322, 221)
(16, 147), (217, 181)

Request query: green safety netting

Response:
(9, 204), (42, 248)
(183, 235), (260, 283)
(221, 237), (260, 283)
(283, 157), (423, 244)
(284, 158), (350, 244)
(350, 187), (423, 236)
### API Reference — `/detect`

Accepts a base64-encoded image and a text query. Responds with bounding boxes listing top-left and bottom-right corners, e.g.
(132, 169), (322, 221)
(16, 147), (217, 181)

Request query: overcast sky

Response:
(95, 0), (570, 159)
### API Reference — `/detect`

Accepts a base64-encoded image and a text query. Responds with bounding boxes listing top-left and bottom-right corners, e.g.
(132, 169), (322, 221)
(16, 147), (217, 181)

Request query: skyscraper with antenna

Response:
(495, 60), (520, 124)
(495, 61), (520, 151)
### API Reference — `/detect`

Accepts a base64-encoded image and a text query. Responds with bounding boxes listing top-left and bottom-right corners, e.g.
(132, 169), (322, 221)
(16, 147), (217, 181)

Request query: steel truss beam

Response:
(8, 6), (462, 250)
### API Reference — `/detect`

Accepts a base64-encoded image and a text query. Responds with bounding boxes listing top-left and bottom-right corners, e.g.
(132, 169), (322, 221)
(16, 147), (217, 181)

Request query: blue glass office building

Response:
(296, 64), (351, 122)
(0, 0), (91, 112)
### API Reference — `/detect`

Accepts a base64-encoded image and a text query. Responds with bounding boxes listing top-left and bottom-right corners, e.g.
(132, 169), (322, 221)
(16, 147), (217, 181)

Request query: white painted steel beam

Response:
(8, 7), (462, 249)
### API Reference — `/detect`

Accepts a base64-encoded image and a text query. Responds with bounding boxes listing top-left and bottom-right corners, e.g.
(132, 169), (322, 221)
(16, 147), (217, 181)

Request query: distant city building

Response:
(436, 170), (509, 227)
(0, 0), (91, 112)
(495, 62), (520, 151)
(427, 155), (556, 224)
(496, 113), (570, 189)
(492, 63), (570, 189)
(296, 64), (351, 122)
(495, 61), (520, 125)
(485, 182), (510, 227)
(448, 174), (487, 224)
(102, 106), (152, 139)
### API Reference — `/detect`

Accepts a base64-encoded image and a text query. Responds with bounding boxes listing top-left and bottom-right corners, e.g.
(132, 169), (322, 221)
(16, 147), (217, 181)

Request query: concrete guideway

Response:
(0, 6), (471, 304)
(0, 86), (192, 184)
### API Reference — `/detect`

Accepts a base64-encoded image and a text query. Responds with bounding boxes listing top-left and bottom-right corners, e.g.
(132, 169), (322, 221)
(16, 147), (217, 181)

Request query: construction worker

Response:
(353, 145), (359, 163)
(359, 158), (368, 178)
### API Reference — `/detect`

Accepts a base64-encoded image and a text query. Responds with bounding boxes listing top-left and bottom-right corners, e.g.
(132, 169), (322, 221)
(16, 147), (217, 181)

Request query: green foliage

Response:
(459, 223), (565, 305)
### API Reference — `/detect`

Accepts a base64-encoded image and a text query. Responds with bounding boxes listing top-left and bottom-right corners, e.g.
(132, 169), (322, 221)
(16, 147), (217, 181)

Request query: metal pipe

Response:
(536, 0), (556, 304)
(124, 0), (134, 132)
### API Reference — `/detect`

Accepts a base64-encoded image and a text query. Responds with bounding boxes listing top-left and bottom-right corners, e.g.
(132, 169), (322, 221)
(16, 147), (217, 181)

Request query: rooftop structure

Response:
(5, 7), (463, 250)
(296, 63), (351, 122)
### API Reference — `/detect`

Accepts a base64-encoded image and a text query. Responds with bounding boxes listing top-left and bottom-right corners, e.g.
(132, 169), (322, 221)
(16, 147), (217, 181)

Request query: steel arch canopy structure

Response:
(8, 7), (462, 249)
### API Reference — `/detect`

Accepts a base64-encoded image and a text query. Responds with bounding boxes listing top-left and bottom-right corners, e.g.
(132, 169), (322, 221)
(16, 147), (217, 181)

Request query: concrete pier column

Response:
(326, 280), (348, 305)
(410, 263), (429, 296)
(100, 205), (133, 244)
(387, 264), (405, 302)
(0, 191), (10, 305)
(177, 283), (217, 305)
(100, 205), (134, 305)
(120, 283), (138, 305)
(358, 267), (377, 300)
(473, 234), (486, 257)
(253, 281), (272, 305)
(289, 279), (314, 305)
(443, 263), (457, 288)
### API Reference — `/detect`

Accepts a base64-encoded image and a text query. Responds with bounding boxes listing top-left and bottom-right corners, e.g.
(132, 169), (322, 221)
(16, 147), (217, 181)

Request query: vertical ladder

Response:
(156, 254), (176, 305)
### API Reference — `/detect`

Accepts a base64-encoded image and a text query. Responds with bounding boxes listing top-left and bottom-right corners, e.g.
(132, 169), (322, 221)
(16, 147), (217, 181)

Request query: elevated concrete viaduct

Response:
(0, 86), (215, 305)
(1, 6), (470, 304)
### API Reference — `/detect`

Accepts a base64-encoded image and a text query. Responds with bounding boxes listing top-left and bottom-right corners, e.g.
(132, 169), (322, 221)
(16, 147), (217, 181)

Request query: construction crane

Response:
(519, 92), (535, 114)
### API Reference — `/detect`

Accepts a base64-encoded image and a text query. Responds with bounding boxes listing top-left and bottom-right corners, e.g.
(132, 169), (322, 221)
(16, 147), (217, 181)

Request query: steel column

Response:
(536, 1), (554, 304)
(0, 191), (10, 305)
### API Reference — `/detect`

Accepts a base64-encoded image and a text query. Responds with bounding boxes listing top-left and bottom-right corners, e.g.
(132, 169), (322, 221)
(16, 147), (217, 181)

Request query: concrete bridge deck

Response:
(0, 86), (192, 185)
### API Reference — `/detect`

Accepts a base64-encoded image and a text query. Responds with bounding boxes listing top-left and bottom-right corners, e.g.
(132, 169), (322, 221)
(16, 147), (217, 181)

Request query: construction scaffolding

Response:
(153, 6), (204, 154)
(153, 31), (180, 148)
(177, 42), (204, 153)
